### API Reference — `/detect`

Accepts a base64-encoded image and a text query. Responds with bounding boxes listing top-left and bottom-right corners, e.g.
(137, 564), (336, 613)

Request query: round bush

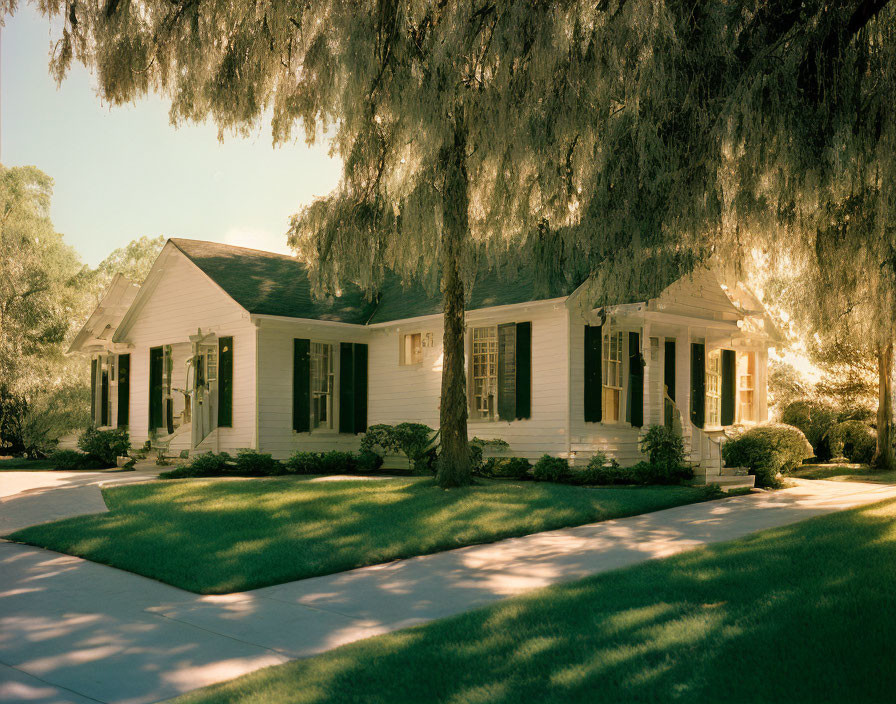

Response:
(781, 400), (839, 461)
(829, 421), (876, 464)
(533, 454), (568, 482)
(722, 424), (813, 488)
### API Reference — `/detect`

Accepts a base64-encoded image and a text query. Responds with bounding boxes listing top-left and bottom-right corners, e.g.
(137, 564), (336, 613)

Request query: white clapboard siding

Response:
(122, 246), (257, 452)
(256, 320), (370, 458)
(367, 301), (571, 462)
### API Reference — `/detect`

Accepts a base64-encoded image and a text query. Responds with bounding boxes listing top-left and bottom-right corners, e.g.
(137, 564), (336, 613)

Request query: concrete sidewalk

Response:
(2, 479), (896, 704)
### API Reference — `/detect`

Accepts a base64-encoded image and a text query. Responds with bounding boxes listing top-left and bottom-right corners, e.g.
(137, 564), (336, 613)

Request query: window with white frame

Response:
(706, 349), (721, 426)
(471, 326), (498, 419)
(602, 330), (624, 422)
(738, 351), (755, 422)
(400, 332), (423, 365)
(310, 342), (335, 429)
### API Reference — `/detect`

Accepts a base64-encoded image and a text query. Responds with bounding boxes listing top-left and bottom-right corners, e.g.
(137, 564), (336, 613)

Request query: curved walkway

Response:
(2, 478), (896, 704)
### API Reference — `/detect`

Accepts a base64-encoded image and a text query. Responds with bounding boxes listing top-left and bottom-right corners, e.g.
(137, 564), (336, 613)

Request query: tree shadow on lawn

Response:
(8, 477), (714, 594)
(183, 499), (896, 704)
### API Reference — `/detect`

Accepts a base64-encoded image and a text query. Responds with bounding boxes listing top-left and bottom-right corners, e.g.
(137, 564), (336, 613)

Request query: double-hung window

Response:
(400, 333), (423, 365)
(310, 342), (335, 429)
(471, 326), (498, 420)
(602, 330), (623, 422)
(738, 351), (755, 422)
(706, 349), (721, 426)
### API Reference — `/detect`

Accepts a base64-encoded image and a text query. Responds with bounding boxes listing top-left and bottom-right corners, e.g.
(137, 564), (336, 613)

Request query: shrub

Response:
(533, 454), (568, 482)
(722, 424), (813, 488)
(477, 456), (531, 479)
(77, 427), (130, 467)
(284, 451), (323, 474)
(162, 451), (232, 478)
(781, 400), (839, 461)
(561, 452), (693, 486)
(360, 423), (437, 470)
(235, 449), (284, 476)
(640, 425), (686, 472)
(319, 450), (358, 474)
(48, 449), (106, 470)
(357, 449), (385, 472)
(829, 420), (877, 464)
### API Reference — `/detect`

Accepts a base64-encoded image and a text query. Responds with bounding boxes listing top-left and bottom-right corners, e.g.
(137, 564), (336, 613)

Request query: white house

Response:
(70, 238), (777, 485)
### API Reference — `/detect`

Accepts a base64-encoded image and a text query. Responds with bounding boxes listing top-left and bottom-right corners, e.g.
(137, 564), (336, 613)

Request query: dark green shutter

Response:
(497, 323), (517, 421)
(149, 347), (163, 430)
(338, 343), (368, 434)
(721, 349), (736, 426)
(101, 366), (110, 426)
(218, 336), (233, 427)
(339, 342), (355, 433)
(90, 358), (97, 423)
(293, 338), (311, 432)
(664, 339), (676, 401)
(117, 354), (130, 428)
(690, 342), (706, 428)
(353, 343), (368, 433)
(628, 332), (644, 428)
(584, 325), (602, 423)
(515, 322), (531, 419)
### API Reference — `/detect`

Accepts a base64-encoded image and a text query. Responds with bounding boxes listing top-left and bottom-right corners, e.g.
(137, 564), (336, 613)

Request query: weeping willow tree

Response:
(10, 0), (896, 477)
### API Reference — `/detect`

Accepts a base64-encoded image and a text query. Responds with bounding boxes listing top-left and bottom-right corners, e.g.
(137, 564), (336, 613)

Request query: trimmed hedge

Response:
(160, 448), (384, 479)
(48, 449), (108, 470)
(533, 454), (568, 482)
(722, 423), (813, 488)
(476, 456), (532, 479)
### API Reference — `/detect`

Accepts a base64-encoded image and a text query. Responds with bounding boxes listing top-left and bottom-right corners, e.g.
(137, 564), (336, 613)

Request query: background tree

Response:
(12, 0), (896, 472)
(96, 235), (165, 288)
(0, 165), (94, 455)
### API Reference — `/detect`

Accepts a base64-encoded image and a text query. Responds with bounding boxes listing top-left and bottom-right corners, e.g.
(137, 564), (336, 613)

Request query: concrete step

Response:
(695, 474), (756, 491)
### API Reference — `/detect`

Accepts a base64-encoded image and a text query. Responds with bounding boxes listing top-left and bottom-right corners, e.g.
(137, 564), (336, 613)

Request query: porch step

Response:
(691, 474), (756, 491)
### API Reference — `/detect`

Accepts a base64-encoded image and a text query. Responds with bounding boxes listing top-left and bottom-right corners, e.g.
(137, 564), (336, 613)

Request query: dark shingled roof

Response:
(171, 239), (377, 324)
(367, 264), (581, 324)
(170, 239), (581, 325)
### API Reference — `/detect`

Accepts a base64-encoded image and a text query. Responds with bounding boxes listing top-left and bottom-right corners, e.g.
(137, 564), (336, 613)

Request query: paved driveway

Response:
(0, 467), (162, 534)
(2, 479), (896, 704)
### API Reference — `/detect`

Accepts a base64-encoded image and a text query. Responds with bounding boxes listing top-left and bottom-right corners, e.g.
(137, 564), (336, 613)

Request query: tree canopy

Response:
(9, 0), (896, 468)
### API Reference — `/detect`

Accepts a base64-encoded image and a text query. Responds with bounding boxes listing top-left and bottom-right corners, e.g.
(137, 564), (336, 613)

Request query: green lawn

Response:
(792, 463), (896, 484)
(6, 477), (719, 594)
(170, 497), (896, 704)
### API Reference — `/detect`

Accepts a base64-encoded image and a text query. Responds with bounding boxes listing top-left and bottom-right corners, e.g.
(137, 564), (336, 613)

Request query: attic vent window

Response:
(400, 333), (423, 365)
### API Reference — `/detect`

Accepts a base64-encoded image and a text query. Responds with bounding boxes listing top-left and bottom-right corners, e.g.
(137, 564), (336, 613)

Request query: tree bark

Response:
(873, 341), (895, 470)
(436, 118), (472, 488)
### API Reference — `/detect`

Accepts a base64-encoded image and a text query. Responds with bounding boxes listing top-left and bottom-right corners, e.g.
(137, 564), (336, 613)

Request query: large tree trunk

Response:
(436, 119), (472, 488)
(873, 341), (895, 470)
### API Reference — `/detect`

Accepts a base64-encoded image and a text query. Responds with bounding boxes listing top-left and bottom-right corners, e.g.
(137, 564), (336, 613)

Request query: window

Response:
(738, 351), (755, 422)
(310, 342), (335, 429)
(706, 349), (721, 426)
(400, 332), (423, 365)
(472, 326), (498, 419)
(602, 330), (623, 422)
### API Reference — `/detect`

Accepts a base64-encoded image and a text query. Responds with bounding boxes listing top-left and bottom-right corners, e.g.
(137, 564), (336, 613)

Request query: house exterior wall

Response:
(255, 319), (370, 458)
(120, 247), (257, 452)
(254, 300), (570, 461)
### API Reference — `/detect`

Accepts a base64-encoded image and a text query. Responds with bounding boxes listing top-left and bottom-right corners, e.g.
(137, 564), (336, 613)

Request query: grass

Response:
(0, 457), (58, 470)
(792, 463), (896, 484)
(6, 477), (720, 594)
(169, 496), (896, 704)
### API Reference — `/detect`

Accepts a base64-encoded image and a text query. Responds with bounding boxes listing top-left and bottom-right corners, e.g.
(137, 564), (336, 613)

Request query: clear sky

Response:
(2, 4), (341, 266)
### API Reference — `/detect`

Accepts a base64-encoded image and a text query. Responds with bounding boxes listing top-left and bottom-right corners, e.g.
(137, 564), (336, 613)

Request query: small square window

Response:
(400, 333), (423, 365)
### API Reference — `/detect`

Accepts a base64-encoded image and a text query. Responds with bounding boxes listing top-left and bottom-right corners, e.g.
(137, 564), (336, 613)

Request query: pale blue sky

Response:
(2, 4), (341, 266)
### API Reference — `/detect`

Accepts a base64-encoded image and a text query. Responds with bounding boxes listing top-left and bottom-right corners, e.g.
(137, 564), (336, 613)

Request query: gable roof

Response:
(170, 239), (377, 324)
(68, 274), (140, 353)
